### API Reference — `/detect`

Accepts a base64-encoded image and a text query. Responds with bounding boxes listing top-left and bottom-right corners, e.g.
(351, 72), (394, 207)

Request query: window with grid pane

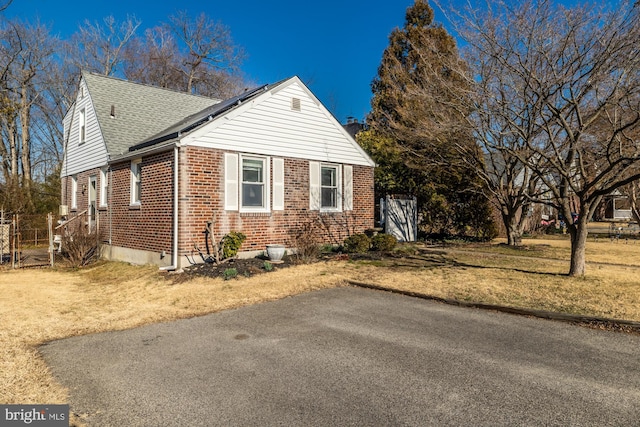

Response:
(131, 160), (141, 205)
(242, 158), (265, 208)
(321, 166), (338, 208)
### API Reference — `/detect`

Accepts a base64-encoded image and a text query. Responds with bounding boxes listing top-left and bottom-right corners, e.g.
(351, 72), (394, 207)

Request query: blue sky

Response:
(5, 0), (428, 124)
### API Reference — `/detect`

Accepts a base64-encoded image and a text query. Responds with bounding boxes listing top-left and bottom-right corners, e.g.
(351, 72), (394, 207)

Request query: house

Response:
(60, 72), (375, 269)
(594, 190), (633, 221)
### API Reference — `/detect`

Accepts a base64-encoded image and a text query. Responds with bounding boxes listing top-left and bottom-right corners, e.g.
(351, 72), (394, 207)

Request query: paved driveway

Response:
(41, 287), (640, 426)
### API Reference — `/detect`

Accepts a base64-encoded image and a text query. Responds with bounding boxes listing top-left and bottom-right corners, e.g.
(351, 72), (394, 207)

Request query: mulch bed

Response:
(182, 255), (297, 279)
(180, 251), (392, 280)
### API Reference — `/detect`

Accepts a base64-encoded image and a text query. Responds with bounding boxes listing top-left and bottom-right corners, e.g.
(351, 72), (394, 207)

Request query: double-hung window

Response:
(225, 153), (271, 212)
(79, 108), (86, 144)
(309, 162), (352, 212)
(321, 166), (338, 209)
(130, 159), (141, 205)
(242, 158), (266, 209)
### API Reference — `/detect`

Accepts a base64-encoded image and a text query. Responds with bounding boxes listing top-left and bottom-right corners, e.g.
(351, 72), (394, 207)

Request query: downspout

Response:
(108, 163), (113, 245)
(160, 145), (179, 271)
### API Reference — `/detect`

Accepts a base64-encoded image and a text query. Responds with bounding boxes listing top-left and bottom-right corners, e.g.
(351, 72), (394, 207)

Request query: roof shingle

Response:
(82, 71), (221, 156)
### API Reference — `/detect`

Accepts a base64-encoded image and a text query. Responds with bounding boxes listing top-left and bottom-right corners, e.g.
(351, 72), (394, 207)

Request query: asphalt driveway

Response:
(41, 287), (640, 426)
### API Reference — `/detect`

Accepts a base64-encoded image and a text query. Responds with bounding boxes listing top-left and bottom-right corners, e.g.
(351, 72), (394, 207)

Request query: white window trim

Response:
(71, 175), (78, 209)
(310, 162), (343, 212)
(239, 154), (270, 213)
(320, 164), (342, 212)
(100, 168), (108, 207)
(130, 159), (141, 206)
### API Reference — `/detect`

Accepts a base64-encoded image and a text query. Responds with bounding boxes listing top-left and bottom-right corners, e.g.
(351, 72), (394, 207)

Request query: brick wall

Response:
(108, 151), (174, 254)
(180, 146), (375, 256)
(63, 145), (374, 263)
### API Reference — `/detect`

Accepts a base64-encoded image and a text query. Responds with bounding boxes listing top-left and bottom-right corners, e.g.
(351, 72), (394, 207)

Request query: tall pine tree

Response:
(367, 0), (496, 239)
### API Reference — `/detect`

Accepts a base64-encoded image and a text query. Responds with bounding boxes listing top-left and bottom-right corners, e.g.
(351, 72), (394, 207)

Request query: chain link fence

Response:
(0, 211), (56, 268)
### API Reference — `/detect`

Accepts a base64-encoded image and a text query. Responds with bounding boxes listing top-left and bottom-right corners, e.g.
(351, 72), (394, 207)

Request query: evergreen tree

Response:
(367, 0), (496, 239)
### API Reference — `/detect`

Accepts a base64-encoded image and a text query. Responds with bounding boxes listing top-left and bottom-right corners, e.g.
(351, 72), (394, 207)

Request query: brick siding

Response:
(62, 145), (374, 262)
(179, 146), (375, 256)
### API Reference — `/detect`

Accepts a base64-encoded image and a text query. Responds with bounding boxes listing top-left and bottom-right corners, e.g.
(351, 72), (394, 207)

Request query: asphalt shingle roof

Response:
(82, 71), (221, 156)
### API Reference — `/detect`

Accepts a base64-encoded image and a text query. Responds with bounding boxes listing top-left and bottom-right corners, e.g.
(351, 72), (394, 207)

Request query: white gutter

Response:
(160, 145), (180, 271)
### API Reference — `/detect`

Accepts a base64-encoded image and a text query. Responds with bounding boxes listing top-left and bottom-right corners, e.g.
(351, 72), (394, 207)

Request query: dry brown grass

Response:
(0, 261), (345, 410)
(2, 237), (640, 423)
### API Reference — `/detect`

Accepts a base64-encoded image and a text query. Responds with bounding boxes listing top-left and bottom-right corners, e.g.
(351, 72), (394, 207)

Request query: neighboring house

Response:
(596, 190), (633, 221)
(342, 117), (366, 139)
(61, 72), (375, 269)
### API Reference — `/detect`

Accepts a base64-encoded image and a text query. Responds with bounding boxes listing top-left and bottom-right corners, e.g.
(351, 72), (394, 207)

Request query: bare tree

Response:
(67, 15), (140, 76)
(0, 0), (12, 13)
(168, 11), (245, 97)
(456, 0), (640, 275)
(0, 18), (57, 211)
(120, 12), (245, 98)
(123, 26), (183, 88)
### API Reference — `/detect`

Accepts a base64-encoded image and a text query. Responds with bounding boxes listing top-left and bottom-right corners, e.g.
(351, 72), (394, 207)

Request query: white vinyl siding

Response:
(272, 158), (285, 210)
(188, 80), (374, 167)
(61, 78), (109, 177)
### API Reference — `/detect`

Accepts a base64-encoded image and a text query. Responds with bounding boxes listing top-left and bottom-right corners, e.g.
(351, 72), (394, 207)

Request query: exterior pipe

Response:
(160, 145), (179, 271)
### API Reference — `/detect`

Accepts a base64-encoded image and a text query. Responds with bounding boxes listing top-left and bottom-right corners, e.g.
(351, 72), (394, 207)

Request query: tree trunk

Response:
(19, 89), (34, 211)
(568, 213), (589, 276)
(502, 207), (523, 246)
(8, 120), (18, 181)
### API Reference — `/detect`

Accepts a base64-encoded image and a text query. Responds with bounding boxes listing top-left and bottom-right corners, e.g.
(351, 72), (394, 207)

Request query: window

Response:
(71, 175), (78, 209)
(241, 157), (266, 209)
(130, 159), (141, 205)
(79, 108), (86, 144)
(100, 168), (108, 207)
(224, 153), (271, 212)
(309, 162), (352, 212)
(321, 166), (338, 209)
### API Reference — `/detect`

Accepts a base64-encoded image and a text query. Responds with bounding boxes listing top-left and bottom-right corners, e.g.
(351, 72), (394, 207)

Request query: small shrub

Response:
(343, 233), (371, 253)
(263, 261), (274, 271)
(293, 221), (321, 263)
(223, 268), (238, 280)
(221, 231), (246, 259)
(371, 233), (397, 252)
(60, 221), (103, 268)
(320, 244), (336, 254)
